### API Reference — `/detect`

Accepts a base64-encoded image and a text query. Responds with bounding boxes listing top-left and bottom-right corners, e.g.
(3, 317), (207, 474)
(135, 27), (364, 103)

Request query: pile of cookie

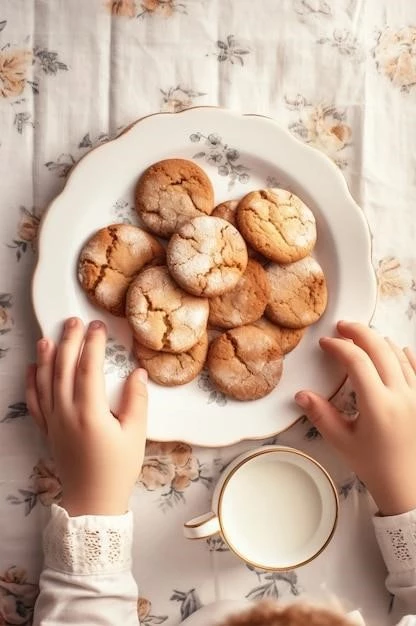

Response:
(78, 158), (327, 401)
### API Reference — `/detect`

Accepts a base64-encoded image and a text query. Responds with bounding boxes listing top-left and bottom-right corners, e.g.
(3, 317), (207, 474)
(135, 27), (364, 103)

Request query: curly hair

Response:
(217, 600), (353, 626)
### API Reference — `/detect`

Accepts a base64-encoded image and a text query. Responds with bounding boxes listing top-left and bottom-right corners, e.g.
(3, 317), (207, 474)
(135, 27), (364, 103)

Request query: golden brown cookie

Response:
(133, 333), (208, 386)
(135, 158), (214, 238)
(78, 224), (165, 316)
(213, 199), (265, 262)
(237, 188), (316, 263)
(126, 266), (209, 353)
(207, 325), (283, 401)
(208, 260), (269, 329)
(167, 216), (248, 297)
(253, 317), (306, 355)
(265, 257), (328, 329)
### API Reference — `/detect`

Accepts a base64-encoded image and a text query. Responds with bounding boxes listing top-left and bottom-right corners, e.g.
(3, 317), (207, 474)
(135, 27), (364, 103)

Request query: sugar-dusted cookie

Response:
(167, 216), (248, 297)
(126, 266), (209, 353)
(208, 260), (269, 329)
(265, 257), (327, 329)
(253, 317), (306, 355)
(207, 325), (283, 401)
(133, 333), (208, 386)
(78, 224), (165, 317)
(213, 199), (265, 261)
(237, 188), (316, 263)
(135, 158), (214, 238)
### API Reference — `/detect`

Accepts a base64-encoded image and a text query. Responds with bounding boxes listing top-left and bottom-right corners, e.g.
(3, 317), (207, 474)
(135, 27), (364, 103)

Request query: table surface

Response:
(1, 1), (415, 624)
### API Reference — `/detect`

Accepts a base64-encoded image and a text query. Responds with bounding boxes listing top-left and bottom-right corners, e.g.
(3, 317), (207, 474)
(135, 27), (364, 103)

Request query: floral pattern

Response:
(160, 85), (206, 113)
(373, 27), (416, 93)
(105, 338), (135, 379)
(1, 3), (416, 624)
(190, 132), (250, 190)
(137, 597), (168, 624)
(7, 207), (40, 261)
(210, 35), (250, 66)
(285, 95), (352, 168)
(138, 442), (211, 511)
(0, 566), (38, 625)
(246, 567), (300, 600)
(7, 459), (62, 515)
(0, 20), (67, 133)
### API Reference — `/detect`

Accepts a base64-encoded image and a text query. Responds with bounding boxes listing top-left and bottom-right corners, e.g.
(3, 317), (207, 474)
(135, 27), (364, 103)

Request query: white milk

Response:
(220, 458), (323, 567)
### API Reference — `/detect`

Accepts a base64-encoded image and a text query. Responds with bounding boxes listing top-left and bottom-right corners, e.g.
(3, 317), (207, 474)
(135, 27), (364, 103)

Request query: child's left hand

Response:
(26, 317), (148, 516)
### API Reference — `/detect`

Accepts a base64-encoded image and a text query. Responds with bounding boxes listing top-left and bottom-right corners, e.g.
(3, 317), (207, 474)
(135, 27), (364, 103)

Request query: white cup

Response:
(184, 446), (338, 570)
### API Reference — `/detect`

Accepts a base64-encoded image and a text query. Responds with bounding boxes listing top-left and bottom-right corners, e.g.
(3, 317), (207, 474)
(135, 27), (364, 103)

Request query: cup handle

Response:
(183, 512), (220, 540)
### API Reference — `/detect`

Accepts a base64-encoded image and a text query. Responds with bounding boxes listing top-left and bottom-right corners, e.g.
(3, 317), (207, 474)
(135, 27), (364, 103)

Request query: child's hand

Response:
(26, 317), (148, 516)
(295, 321), (416, 516)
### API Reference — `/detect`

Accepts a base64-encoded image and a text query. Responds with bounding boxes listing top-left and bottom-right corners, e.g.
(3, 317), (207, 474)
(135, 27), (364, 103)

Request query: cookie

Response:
(126, 266), (209, 353)
(167, 216), (248, 297)
(265, 257), (327, 329)
(133, 333), (208, 386)
(237, 188), (316, 263)
(253, 317), (305, 355)
(207, 325), (283, 401)
(135, 158), (214, 238)
(208, 259), (269, 329)
(78, 224), (165, 316)
(213, 200), (265, 262)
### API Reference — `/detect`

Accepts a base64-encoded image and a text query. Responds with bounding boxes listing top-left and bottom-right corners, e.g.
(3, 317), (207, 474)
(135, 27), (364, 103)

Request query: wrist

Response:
(365, 476), (416, 517)
(61, 497), (129, 517)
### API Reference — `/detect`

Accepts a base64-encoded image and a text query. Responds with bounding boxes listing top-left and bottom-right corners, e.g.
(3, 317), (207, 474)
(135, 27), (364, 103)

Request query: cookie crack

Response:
(227, 333), (255, 377)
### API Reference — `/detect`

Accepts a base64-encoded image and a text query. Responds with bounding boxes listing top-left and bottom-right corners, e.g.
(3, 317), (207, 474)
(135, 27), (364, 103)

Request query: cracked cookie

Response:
(126, 265), (209, 353)
(207, 325), (283, 401)
(133, 332), (208, 386)
(167, 216), (248, 297)
(253, 317), (305, 354)
(213, 199), (264, 261)
(208, 259), (269, 329)
(135, 158), (214, 238)
(237, 188), (316, 263)
(78, 224), (165, 317)
(265, 257), (328, 329)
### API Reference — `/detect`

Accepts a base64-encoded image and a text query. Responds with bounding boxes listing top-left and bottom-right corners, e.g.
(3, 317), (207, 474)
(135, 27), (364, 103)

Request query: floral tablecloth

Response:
(1, 0), (416, 624)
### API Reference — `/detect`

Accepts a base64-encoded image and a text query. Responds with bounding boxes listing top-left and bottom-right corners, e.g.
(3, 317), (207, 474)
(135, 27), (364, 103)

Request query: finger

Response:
(295, 391), (351, 450)
(25, 364), (47, 434)
(320, 336), (382, 398)
(337, 321), (405, 388)
(35, 338), (56, 418)
(117, 368), (148, 433)
(53, 317), (85, 409)
(404, 347), (416, 373)
(385, 338), (416, 387)
(75, 320), (107, 408)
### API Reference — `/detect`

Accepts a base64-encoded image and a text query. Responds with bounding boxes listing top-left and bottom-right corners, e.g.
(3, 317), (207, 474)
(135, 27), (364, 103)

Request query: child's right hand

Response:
(295, 321), (416, 516)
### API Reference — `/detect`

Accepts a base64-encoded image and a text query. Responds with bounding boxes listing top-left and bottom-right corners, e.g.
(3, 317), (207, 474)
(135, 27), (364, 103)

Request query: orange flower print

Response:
(137, 597), (167, 624)
(8, 207), (40, 261)
(139, 0), (186, 18)
(0, 566), (38, 624)
(286, 96), (352, 169)
(139, 441), (211, 509)
(373, 27), (416, 92)
(32, 458), (63, 506)
(0, 49), (31, 98)
(160, 86), (206, 113)
(376, 256), (410, 298)
(107, 0), (136, 16)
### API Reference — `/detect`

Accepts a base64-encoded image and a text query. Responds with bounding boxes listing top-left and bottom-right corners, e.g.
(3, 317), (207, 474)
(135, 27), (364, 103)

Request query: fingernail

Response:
(38, 338), (48, 352)
(89, 320), (103, 330)
(295, 392), (311, 409)
(66, 317), (78, 329)
(137, 368), (148, 384)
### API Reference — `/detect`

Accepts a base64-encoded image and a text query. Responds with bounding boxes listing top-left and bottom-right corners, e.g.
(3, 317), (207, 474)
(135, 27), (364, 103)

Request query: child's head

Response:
(218, 600), (354, 626)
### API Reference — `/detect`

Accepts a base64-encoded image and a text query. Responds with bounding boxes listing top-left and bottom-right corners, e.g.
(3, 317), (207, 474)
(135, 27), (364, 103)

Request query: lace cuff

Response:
(43, 504), (133, 575)
(373, 509), (416, 574)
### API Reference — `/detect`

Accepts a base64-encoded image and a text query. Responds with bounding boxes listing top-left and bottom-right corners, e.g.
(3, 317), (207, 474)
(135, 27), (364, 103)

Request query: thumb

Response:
(295, 391), (350, 450)
(118, 368), (148, 432)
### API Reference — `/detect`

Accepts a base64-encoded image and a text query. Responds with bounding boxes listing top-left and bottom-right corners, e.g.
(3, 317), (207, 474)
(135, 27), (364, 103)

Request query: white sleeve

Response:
(33, 504), (139, 626)
(373, 509), (416, 624)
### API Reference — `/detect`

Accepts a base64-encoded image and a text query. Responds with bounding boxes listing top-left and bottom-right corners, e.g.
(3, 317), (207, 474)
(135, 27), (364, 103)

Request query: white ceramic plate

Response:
(33, 108), (376, 447)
